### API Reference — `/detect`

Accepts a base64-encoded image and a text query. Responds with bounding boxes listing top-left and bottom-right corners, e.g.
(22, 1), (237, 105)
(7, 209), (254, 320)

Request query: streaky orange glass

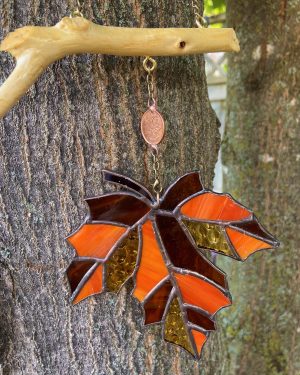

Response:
(67, 224), (127, 258)
(74, 265), (103, 304)
(181, 192), (251, 222)
(226, 227), (273, 260)
(174, 273), (231, 314)
(191, 330), (207, 355)
(133, 220), (168, 301)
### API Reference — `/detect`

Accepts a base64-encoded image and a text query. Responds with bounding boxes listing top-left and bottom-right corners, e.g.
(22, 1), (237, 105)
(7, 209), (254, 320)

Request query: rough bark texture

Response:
(0, 1), (223, 374)
(224, 1), (300, 374)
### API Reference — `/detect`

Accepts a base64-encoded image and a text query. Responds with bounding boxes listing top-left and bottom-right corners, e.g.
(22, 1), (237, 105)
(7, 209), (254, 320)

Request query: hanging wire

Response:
(151, 147), (163, 203)
(70, 0), (84, 18)
(191, 0), (208, 28)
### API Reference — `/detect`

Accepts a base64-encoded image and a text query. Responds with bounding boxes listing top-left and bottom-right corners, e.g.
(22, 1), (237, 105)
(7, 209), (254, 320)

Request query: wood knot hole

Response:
(179, 41), (186, 49)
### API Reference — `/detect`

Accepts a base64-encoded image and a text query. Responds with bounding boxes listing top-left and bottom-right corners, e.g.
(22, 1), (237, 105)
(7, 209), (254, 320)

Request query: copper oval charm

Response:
(141, 107), (165, 146)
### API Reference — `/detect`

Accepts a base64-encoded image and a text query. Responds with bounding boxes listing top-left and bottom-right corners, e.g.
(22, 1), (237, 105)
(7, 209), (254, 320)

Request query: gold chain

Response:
(143, 56), (157, 107)
(191, 0), (208, 28)
(70, 0), (84, 18)
(142, 57), (163, 202)
(151, 148), (163, 202)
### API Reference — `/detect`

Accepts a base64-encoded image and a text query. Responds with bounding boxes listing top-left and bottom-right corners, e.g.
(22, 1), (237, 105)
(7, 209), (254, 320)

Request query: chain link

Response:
(70, 0), (84, 18)
(143, 56), (157, 107)
(151, 148), (163, 202)
(191, 0), (208, 28)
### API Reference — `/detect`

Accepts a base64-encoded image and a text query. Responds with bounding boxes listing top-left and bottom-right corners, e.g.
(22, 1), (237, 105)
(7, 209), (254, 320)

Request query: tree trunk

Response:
(225, 1), (300, 374)
(0, 1), (223, 374)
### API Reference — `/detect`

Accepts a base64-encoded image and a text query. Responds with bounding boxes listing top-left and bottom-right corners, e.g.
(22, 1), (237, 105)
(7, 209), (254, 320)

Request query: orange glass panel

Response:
(181, 192), (250, 222)
(133, 220), (168, 301)
(191, 330), (207, 355)
(73, 264), (103, 304)
(226, 228), (273, 260)
(175, 273), (231, 315)
(67, 224), (127, 258)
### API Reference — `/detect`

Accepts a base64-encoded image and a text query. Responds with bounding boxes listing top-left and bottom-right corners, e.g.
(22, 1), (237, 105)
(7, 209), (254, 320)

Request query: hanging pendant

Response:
(66, 170), (279, 359)
(141, 103), (165, 147)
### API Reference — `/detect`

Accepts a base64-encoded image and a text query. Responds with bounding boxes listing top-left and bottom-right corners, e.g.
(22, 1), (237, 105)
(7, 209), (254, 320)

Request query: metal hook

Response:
(191, 0), (208, 28)
(195, 14), (208, 28)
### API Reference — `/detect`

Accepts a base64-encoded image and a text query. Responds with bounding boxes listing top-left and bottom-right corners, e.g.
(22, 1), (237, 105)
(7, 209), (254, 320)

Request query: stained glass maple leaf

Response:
(66, 170), (279, 359)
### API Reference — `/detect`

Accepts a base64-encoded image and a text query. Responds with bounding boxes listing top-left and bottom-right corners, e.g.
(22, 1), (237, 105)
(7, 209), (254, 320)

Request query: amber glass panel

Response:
(191, 330), (207, 355)
(67, 224), (127, 258)
(230, 218), (279, 246)
(67, 260), (96, 293)
(86, 194), (150, 225)
(181, 192), (250, 222)
(73, 264), (103, 304)
(175, 273), (231, 315)
(133, 220), (168, 301)
(160, 172), (203, 210)
(143, 280), (173, 325)
(164, 298), (193, 355)
(106, 229), (139, 293)
(156, 215), (226, 288)
(186, 309), (216, 331)
(103, 170), (154, 202)
(184, 220), (235, 257)
(226, 227), (273, 260)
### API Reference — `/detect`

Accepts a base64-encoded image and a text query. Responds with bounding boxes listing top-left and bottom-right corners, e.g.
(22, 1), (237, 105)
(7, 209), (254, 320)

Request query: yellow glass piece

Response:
(184, 220), (234, 257)
(164, 298), (193, 355)
(106, 229), (139, 293)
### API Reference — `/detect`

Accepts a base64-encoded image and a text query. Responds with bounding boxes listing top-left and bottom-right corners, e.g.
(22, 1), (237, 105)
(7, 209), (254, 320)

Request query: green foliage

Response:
(204, 0), (226, 16)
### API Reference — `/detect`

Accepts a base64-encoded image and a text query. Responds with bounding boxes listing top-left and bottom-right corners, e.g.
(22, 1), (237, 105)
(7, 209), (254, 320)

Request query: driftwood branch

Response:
(0, 17), (240, 118)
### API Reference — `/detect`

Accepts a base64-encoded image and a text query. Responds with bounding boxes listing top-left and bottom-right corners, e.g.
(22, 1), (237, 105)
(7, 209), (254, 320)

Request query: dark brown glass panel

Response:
(156, 215), (226, 288)
(186, 309), (216, 331)
(67, 260), (96, 293)
(106, 229), (139, 293)
(103, 170), (154, 202)
(230, 217), (280, 247)
(144, 280), (173, 324)
(86, 194), (150, 226)
(160, 172), (203, 210)
(183, 220), (236, 258)
(164, 297), (194, 355)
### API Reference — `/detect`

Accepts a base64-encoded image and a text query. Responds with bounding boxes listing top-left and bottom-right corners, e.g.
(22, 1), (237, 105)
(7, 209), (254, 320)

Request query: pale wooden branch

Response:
(0, 17), (240, 118)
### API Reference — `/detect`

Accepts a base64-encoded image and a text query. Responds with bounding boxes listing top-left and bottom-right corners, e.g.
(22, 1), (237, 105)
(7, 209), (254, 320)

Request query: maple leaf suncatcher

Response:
(0, 0), (278, 364)
(66, 170), (279, 359)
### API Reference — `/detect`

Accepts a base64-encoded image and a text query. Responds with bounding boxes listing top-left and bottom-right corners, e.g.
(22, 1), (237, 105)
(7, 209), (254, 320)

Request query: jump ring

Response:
(143, 56), (157, 74)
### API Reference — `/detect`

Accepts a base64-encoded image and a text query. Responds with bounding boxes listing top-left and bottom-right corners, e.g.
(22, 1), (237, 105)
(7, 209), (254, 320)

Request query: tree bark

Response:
(0, 1), (223, 374)
(225, 1), (300, 374)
